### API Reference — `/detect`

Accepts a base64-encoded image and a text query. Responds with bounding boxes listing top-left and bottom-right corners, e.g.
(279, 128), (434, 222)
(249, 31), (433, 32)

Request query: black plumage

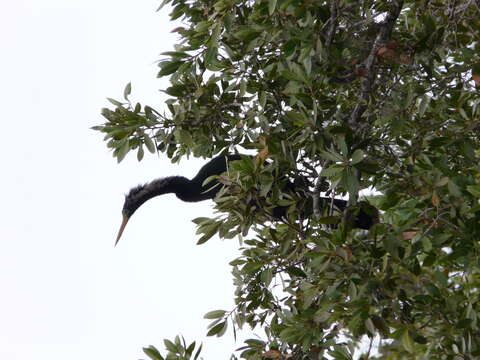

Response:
(116, 154), (240, 245)
(115, 154), (377, 245)
(123, 154), (241, 216)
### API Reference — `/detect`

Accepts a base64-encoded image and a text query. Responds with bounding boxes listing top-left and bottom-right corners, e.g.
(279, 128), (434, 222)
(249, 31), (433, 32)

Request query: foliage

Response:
(95, 0), (480, 359)
(143, 336), (203, 360)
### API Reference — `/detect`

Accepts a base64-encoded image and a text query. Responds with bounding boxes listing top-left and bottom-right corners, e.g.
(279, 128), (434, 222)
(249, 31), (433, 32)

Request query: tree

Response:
(94, 0), (480, 358)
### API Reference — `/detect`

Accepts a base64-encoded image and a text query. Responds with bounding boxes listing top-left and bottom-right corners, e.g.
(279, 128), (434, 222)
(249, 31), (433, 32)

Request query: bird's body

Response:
(115, 154), (377, 245)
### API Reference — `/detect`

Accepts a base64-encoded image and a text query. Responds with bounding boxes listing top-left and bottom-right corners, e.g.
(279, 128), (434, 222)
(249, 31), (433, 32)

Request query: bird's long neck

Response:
(132, 175), (213, 208)
(144, 176), (196, 202)
(123, 155), (236, 219)
(123, 176), (187, 215)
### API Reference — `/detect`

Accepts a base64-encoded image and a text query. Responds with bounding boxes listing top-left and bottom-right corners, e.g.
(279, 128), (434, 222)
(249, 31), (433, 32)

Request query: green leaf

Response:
(174, 129), (193, 146)
(259, 91), (266, 107)
(217, 320), (228, 337)
(285, 110), (307, 125)
(211, 23), (221, 44)
(328, 346), (352, 360)
(144, 135), (156, 153)
(286, 266), (307, 278)
(185, 342), (196, 357)
(194, 343), (203, 360)
(290, 62), (307, 83)
(207, 321), (226, 336)
(107, 97), (123, 107)
(401, 329), (415, 353)
(197, 222), (220, 244)
(344, 168), (359, 198)
(137, 145), (144, 161)
(459, 140), (475, 161)
(282, 40), (297, 58)
(116, 140), (130, 163)
(348, 281), (357, 299)
(350, 149), (364, 165)
(418, 95), (430, 117)
(338, 137), (348, 157)
(123, 82), (131, 100)
(371, 315), (390, 336)
(448, 180), (462, 197)
(204, 46), (218, 68)
(158, 61), (183, 77)
(320, 165), (343, 177)
(160, 51), (190, 59)
(422, 237), (432, 252)
(134, 102), (141, 113)
(466, 185), (480, 197)
(365, 317), (375, 334)
(259, 177), (273, 197)
(156, 0), (170, 11)
(143, 346), (164, 360)
(434, 176), (449, 187)
(164, 339), (178, 353)
(279, 69), (303, 82)
(302, 56), (312, 76)
(192, 217), (213, 225)
(233, 28), (261, 41)
(320, 150), (344, 162)
(459, 107), (469, 120)
(204, 310), (226, 319)
(279, 327), (299, 343)
(268, 0), (277, 15)
(239, 80), (246, 97)
(165, 85), (185, 97)
(260, 268), (273, 287)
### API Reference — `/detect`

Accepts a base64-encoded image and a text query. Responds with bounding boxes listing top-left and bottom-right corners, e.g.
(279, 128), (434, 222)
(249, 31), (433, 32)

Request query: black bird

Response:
(116, 154), (241, 245)
(115, 154), (377, 245)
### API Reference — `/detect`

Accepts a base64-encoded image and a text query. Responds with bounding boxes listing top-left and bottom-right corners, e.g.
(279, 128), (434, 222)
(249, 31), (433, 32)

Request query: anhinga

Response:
(116, 154), (241, 245)
(115, 154), (377, 245)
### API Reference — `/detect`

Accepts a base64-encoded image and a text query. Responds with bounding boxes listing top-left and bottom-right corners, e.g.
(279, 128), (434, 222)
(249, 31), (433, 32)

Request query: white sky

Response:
(0, 1), (246, 359)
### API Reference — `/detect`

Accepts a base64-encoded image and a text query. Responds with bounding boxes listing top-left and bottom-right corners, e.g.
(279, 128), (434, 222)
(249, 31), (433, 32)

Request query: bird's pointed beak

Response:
(115, 215), (130, 246)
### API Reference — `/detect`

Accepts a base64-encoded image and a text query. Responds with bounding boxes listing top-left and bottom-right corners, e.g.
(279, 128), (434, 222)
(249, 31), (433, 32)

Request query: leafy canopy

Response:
(94, 0), (480, 359)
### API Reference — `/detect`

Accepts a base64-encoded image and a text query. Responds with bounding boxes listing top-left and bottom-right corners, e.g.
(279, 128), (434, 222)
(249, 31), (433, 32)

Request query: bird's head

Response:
(115, 184), (149, 246)
(114, 177), (184, 245)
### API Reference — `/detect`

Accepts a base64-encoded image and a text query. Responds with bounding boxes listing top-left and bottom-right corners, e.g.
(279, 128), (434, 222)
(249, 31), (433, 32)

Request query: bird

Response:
(115, 154), (241, 245)
(115, 154), (377, 245)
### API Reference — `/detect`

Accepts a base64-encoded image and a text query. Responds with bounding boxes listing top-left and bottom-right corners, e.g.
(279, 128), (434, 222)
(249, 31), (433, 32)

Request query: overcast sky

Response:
(0, 1), (246, 359)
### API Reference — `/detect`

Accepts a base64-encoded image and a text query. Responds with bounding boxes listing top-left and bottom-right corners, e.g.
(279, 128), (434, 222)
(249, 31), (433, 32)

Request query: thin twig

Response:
(365, 336), (374, 359)
(325, 0), (339, 47)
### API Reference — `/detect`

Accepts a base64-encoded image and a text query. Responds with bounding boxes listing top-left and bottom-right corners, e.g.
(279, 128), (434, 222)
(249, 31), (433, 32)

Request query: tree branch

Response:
(325, 0), (339, 47)
(348, 0), (405, 134)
